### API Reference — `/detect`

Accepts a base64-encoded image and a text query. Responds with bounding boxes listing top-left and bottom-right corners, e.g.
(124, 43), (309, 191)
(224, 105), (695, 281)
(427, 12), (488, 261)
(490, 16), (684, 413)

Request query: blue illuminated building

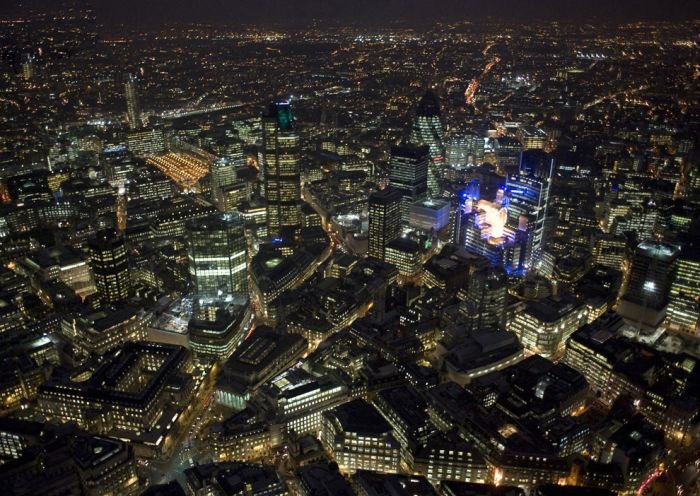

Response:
(456, 182), (526, 274)
(504, 151), (554, 271)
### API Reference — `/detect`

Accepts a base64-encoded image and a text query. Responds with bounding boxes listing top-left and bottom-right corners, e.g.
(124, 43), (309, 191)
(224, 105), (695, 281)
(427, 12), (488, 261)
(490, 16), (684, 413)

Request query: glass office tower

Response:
(505, 150), (554, 271)
(124, 74), (142, 130)
(410, 90), (445, 197)
(368, 186), (403, 261)
(88, 229), (131, 303)
(186, 213), (248, 297)
(262, 101), (301, 237)
(389, 143), (429, 223)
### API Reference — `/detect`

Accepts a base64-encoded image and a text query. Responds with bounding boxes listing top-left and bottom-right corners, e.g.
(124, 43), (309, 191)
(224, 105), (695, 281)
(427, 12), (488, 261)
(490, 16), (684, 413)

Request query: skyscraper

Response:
(410, 90), (445, 197)
(667, 245), (700, 335)
(505, 150), (554, 271)
(446, 132), (483, 168)
(216, 136), (245, 166)
(619, 241), (680, 328)
(124, 74), (142, 130)
(458, 190), (524, 274)
(446, 136), (470, 168)
(116, 185), (127, 233)
(186, 213), (248, 297)
(88, 230), (131, 303)
(368, 186), (403, 261)
(21, 54), (35, 81)
(210, 158), (237, 211)
(389, 144), (429, 223)
(463, 267), (507, 331)
(100, 146), (135, 186)
(262, 101), (301, 237)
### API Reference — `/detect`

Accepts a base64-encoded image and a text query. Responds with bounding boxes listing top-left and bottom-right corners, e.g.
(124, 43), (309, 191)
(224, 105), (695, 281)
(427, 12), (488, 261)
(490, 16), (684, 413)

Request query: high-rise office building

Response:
(494, 137), (524, 172)
(116, 185), (127, 233)
(592, 233), (628, 270)
(459, 189), (525, 274)
(368, 187), (403, 261)
(409, 198), (451, 233)
(215, 136), (245, 166)
(262, 101), (301, 237)
(385, 238), (422, 278)
(389, 144), (429, 222)
(505, 150), (554, 271)
(446, 132), (483, 168)
(667, 245), (700, 335)
(221, 182), (251, 213)
(100, 146), (135, 186)
(446, 136), (470, 168)
(618, 241), (680, 328)
(517, 125), (548, 150)
(186, 213), (248, 297)
(21, 54), (35, 81)
(126, 128), (167, 157)
(463, 267), (507, 331)
(124, 74), (142, 130)
(410, 91), (445, 197)
(210, 158), (237, 211)
(88, 230), (131, 303)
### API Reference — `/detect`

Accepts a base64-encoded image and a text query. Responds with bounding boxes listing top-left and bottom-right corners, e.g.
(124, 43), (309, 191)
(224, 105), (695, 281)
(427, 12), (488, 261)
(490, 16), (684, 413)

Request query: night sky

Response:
(3, 0), (700, 27)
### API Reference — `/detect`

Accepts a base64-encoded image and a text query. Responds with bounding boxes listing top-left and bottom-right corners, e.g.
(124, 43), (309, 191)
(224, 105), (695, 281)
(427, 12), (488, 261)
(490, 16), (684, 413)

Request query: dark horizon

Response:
(2, 0), (700, 28)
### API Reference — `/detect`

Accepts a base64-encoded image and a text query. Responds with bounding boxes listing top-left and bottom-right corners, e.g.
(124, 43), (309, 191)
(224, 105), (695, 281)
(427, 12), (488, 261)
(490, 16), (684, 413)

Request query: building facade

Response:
(368, 187), (402, 261)
(88, 230), (131, 303)
(186, 213), (248, 298)
(262, 101), (302, 237)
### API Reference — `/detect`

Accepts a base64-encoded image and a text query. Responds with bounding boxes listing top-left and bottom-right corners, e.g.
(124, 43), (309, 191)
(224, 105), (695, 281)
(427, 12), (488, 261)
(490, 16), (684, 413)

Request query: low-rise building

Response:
(61, 305), (150, 357)
(321, 399), (401, 474)
(507, 296), (587, 358)
(215, 327), (307, 409)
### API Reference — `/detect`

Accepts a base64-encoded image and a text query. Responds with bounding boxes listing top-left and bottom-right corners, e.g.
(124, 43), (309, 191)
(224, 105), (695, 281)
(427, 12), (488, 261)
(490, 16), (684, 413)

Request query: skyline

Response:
(2, 0), (700, 27)
(0, 3), (698, 496)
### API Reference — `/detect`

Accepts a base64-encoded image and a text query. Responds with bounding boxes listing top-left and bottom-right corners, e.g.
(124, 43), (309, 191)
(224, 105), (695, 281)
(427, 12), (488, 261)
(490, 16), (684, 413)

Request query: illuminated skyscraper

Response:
(505, 150), (554, 271)
(619, 241), (680, 328)
(100, 146), (135, 186)
(215, 136), (245, 166)
(211, 136), (247, 211)
(446, 136), (470, 168)
(116, 185), (127, 233)
(368, 186), (403, 261)
(186, 213), (248, 297)
(21, 54), (35, 81)
(410, 90), (445, 197)
(459, 190), (525, 274)
(446, 132), (484, 168)
(262, 101), (301, 237)
(88, 230), (131, 303)
(389, 144), (429, 223)
(210, 158), (237, 211)
(124, 74), (142, 130)
(667, 245), (700, 335)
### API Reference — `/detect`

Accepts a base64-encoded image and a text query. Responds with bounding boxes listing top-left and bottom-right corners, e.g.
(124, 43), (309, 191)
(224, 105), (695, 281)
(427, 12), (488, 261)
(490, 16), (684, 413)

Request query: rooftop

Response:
(328, 399), (392, 435)
(636, 240), (681, 261)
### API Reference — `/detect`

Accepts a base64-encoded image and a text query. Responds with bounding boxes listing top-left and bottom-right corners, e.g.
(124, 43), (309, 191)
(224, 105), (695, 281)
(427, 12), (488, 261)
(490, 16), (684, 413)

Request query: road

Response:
(302, 186), (362, 255)
(144, 367), (219, 487)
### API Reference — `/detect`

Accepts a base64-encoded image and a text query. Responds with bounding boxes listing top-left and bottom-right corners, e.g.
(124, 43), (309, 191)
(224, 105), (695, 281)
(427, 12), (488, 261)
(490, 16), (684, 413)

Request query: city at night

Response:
(0, 1), (699, 495)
